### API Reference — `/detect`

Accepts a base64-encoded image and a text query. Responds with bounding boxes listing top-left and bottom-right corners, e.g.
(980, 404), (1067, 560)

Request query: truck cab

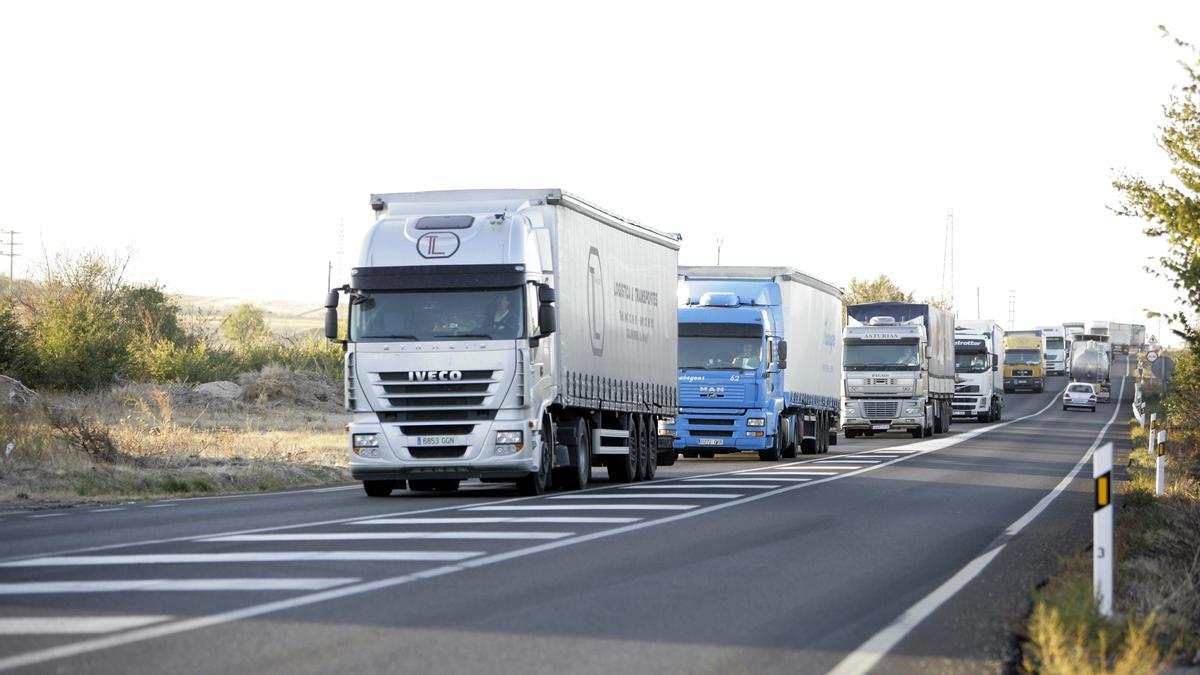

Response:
(953, 323), (1004, 422)
(1003, 330), (1045, 392)
(672, 291), (785, 459)
(1038, 325), (1068, 376)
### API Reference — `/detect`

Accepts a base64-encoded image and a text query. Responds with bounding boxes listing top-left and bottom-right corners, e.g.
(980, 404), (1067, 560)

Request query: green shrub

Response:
(32, 293), (130, 389)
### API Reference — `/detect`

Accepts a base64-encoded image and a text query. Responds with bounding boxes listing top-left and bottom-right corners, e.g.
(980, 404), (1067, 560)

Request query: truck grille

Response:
(374, 370), (499, 408)
(867, 377), (898, 385)
(1013, 369), (1033, 377)
(863, 401), (899, 418)
(953, 396), (978, 405)
(690, 430), (734, 438)
(687, 418), (735, 426)
(400, 424), (474, 436)
(955, 384), (979, 393)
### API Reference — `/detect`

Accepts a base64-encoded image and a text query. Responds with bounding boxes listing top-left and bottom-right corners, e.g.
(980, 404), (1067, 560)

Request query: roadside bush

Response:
(0, 302), (35, 381)
(127, 336), (217, 384)
(32, 292), (129, 389)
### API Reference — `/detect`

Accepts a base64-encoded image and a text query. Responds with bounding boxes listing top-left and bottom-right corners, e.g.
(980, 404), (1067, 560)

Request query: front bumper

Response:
(1004, 377), (1042, 390)
(347, 416), (540, 479)
(952, 394), (989, 417)
(666, 409), (771, 451)
(841, 399), (924, 432)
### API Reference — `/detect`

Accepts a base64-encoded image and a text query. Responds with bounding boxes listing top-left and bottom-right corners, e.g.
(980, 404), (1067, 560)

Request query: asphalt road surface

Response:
(0, 362), (1133, 674)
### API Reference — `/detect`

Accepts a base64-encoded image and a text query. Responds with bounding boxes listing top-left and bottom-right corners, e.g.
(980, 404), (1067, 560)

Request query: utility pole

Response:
(940, 209), (955, 310)
(1007, 290), (1016, 330)
(715, 235), (725, 265)
(0, 229), (19, 299)
(976, 287), (981, 320)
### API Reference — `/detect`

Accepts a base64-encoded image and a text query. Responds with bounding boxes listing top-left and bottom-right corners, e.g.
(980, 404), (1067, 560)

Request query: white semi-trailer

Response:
(327, 189), (681, 497)
(954, 319), (1005, 422)
(1109, 322), (1134, 355)
(842, 303), (956, 438)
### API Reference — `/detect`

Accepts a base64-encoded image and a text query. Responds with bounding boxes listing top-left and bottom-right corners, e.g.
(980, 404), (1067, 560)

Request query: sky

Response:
(2, 1), (1198, 344)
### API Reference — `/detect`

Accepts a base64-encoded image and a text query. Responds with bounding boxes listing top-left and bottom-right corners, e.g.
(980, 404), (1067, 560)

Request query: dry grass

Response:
(0, 373), (349, 508)
(1021, 402), (1200, 672)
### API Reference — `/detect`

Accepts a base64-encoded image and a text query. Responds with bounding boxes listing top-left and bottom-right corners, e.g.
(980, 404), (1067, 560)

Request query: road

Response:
(0, 365), (1131, 674)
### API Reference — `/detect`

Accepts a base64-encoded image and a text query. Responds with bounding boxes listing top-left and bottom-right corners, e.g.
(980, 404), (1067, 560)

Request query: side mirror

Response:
(537, 284), (556, 304)
(324, 289), (342, 342)
(538, 304), (557, 336)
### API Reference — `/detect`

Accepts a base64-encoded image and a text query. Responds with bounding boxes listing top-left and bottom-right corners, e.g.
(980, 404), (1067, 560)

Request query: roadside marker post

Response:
(1093, 442), (1114, 618)
(1148, 414), (1157, 456)
(1156, 430), (1166, 497)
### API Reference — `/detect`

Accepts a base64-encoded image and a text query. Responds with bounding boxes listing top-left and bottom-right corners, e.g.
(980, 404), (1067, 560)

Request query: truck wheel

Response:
(641, 415), (657, 481)
(781, 415), (797, 459)
(844, 429), (858, 439)
(555, 419), (589, 491)
(605, 417), (637, 483)
(363, 480), (399, 497)
(758, 430), (782, 461)
(816, 414), (828, 453)
(828, 417), (839, 446)
(516, 432), (553, 496)
(993, 403), (1002, 422)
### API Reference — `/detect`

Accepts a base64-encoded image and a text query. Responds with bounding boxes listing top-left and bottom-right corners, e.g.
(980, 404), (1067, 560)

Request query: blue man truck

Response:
(660, 267), (844, 461)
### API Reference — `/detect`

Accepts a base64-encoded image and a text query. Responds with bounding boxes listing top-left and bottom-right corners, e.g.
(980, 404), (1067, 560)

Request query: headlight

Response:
(352, 433), (378, 448)
(903, 406), (921, 415)
(496, 430), (523, 445)
(660, 416), (676, 427)
(747, 418), (766, 427)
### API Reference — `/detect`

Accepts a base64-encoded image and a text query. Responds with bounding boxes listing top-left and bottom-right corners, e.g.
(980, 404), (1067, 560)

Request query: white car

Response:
(1063, 383), (1098, 412)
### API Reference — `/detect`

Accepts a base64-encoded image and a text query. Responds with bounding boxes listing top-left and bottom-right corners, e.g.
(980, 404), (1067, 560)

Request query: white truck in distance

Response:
(326, 189), (681, 497)
(842, 303), (956, 438)
(954, 320), (1005, 422)
(1038, 325), (1068, 375)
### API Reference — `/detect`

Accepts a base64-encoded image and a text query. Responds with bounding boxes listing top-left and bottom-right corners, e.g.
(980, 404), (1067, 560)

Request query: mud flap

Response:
(553, 443), (571, 468)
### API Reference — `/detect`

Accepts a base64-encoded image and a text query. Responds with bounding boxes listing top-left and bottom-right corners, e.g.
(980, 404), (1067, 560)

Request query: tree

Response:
(221, 304), (269, 347)
(1113, 29), (1200, 351)
(844, 274), (915, 306)
(0, 301), (35, 381)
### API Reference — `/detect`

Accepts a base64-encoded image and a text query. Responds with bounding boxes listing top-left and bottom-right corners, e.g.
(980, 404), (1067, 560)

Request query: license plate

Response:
(414, 436), (459, 446)
(697, 439), (724, 446)
(872, 424), (891, 431)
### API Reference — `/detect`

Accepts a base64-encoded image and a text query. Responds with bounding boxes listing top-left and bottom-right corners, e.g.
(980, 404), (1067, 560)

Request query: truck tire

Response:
(363, 480), (399, 497)
(758, 430), (782, 461)
(816, 414), (828, 453)
(828, 417), (838, 446)
(555, 419), (590, 491)
(781, 415), (797, 459)
(516, 431), (553, 496)
(605, 417), (637, 483)
(682, 449), (699, 459)
(844, 429), (859, 439)
(641, 415), (657, 481)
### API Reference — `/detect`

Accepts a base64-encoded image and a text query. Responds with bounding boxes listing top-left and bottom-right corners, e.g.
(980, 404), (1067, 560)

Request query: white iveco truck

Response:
(326, 189), (680, 497)
(953, 320), (1005, 422)
(841, 303), (956, 438)
(1037, 325), (1069, 375)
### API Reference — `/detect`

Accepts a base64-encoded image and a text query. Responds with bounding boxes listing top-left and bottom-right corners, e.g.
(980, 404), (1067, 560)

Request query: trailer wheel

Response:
(828, 416), (839, 446)
(363, 480), (400, 497)
(555, 418), (590, 491)
(820, 414), (831, 453)
(605, 416), (637, 483)
(642, 415), (657, 480)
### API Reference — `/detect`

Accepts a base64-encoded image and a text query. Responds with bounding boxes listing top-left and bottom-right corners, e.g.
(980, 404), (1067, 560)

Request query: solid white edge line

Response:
(0, 579), (360, 594)
(827, 375), (1127, 675)
(0, 616), (172, 635)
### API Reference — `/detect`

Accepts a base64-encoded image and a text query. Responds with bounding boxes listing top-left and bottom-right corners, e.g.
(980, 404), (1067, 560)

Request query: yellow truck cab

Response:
(1004, 330), (1045, 393)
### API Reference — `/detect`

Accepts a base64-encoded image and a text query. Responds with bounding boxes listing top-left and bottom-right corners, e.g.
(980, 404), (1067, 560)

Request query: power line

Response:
(940, 209), (954, 310)
(0, 229), (19, 299)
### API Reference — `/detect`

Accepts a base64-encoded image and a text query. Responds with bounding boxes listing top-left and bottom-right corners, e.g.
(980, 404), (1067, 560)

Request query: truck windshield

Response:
(1004, 349), (1041, 366)
(678, 337), (761, 370)
(955, 352), (990, 373)
(350, 287), (525, 341)
(1046, 337), (1065, 349)
(844, 344), (920, 370)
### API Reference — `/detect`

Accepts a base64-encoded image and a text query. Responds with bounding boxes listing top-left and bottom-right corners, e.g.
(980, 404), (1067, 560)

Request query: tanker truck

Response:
(1070, 341), (1112, 403)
